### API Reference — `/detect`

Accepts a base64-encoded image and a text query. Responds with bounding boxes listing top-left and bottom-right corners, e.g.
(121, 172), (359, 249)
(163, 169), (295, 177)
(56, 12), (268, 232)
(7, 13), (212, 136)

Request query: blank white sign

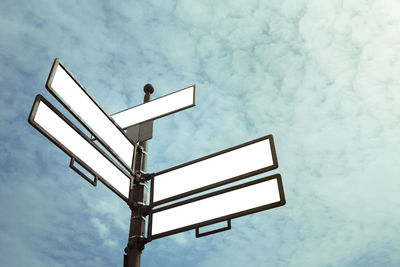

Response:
(47, 60), (134, 169)
(30, 98), (130, 199)
(152, 136), (276, 204)
(150, 175), (283, 238)
(111, 85), (195, 129)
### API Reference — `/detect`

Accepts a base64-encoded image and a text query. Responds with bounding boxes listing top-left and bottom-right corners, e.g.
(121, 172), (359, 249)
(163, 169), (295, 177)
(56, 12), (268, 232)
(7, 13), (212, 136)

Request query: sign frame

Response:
(149, 134), (278, 207)
(45, 58), (135, 171)
(147, 173), (285, 240)
(28, 94), (132, 202)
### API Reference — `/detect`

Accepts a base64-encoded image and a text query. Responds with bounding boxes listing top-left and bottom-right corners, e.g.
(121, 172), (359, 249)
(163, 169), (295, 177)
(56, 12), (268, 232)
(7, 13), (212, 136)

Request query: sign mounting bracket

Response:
(195, 219), (232, 238)
(69, 157), (98, 186)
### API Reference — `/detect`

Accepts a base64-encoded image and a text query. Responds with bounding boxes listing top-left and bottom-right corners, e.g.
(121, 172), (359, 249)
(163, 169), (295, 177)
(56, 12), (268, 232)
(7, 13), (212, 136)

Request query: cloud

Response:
(0, 0), (399, 266)
(90, 217), (110, 239)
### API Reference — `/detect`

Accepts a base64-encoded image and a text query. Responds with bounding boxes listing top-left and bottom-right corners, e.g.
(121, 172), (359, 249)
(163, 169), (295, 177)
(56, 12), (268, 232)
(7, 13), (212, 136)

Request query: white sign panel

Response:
(29, 95), (130, 200)
(111, 85), (195, 129)
(149, 174), (285, 239)
(46, 59), (134, 170)
(151, 135), (278, 205)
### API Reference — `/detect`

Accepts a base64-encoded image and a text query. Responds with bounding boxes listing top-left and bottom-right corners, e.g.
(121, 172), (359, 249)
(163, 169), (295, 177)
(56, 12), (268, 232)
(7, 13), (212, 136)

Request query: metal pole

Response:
(124, 84), (154, 267)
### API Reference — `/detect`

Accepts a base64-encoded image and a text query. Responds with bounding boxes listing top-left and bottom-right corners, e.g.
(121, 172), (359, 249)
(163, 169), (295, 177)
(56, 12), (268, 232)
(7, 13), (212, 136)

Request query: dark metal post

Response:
(124, 84), (154, 267)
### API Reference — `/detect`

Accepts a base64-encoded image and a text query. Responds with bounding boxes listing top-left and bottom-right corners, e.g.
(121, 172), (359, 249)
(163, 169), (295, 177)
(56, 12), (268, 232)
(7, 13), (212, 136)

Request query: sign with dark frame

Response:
(111, 85), (196, 130)
(46, 58), (135, 171)
(28, 95), (131, 202)
(150, 135), (278, 206)
(147, 174), (285, 240)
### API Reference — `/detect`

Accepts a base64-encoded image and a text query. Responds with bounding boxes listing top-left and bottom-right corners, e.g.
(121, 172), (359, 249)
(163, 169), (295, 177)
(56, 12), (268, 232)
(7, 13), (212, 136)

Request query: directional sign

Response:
(46, 59), (135, 170)
(111, 85), (195, 129)
(28, 95), (130, 201)
(148, 174), (285, 240)
(27, 57), (286, 266)
(150, 135), (278, 206)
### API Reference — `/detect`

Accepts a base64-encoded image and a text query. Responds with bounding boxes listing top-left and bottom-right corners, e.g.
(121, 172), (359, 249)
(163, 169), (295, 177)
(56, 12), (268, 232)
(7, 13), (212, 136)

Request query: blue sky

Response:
(1, 0), (399, 266)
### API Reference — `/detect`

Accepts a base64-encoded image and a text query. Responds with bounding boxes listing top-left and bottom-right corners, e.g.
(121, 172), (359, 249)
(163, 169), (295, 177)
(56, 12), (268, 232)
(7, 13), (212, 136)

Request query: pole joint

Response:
(125, 236), (148, 252)
(134, 171), (154, 184)
(129, 202), (150, 216)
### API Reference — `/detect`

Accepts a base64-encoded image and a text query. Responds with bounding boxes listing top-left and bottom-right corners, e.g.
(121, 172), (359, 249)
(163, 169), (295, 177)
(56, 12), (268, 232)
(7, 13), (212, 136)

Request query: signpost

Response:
(28, 58), (286, 267)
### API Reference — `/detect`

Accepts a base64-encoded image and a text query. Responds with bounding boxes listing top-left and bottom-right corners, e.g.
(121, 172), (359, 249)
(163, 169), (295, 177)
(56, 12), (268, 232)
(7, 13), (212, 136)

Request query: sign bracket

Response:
(195, 219), (232, 238)
(134, 172), (154, 183)
(69, 157), (98, 186)
(126, 120), (154, 143)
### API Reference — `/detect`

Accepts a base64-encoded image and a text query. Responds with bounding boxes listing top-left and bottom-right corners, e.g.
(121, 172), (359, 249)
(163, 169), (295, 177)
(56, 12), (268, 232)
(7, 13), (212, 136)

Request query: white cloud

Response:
(90, 217), (110, 239)
(1, 0), (399, 266)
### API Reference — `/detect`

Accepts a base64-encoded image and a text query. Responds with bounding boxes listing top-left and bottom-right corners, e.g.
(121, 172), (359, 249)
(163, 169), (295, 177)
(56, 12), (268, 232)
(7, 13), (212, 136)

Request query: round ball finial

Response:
(144, 84), (154, 94)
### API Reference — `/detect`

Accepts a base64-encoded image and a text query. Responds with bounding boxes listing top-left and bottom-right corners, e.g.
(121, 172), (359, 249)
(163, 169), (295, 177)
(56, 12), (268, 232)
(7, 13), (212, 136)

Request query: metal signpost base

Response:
(124, 84), (154, 267)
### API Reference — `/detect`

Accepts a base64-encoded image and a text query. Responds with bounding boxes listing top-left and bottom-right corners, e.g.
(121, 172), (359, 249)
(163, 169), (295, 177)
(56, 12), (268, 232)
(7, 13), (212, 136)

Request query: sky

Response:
(0, 0), (399, 266)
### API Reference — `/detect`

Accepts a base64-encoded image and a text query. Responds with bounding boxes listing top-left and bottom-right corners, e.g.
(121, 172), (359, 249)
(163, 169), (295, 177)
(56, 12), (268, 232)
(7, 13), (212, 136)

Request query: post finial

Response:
(144, 84), (154, 94)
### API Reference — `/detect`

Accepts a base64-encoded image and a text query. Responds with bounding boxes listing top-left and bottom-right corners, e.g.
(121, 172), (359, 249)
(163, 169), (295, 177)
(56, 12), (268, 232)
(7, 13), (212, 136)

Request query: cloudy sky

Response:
(1, 0), (399, 266)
